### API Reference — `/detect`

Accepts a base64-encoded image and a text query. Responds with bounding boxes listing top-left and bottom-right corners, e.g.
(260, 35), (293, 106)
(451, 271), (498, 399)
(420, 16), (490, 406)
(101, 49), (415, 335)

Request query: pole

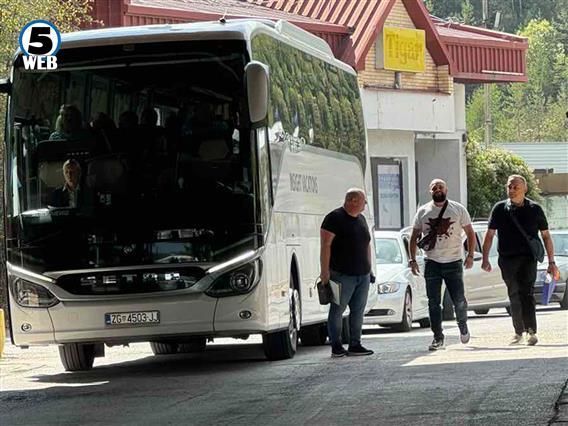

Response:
(482, 0), (492, 146)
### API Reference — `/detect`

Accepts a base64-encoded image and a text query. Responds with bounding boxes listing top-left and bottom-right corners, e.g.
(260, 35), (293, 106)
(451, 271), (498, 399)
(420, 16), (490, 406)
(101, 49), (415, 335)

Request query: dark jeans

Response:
(327, 271), (370, 348)
(424, 259), (468, 339)
(498, 255), (537, 334)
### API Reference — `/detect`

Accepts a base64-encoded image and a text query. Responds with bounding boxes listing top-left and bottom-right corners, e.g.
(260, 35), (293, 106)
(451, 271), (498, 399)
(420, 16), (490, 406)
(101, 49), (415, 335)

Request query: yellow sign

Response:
(380, 27), (425, 73)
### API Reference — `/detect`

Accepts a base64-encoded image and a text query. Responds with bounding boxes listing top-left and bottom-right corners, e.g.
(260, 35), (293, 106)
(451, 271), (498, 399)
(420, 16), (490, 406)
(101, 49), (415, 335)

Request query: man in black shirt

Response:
(482, 175), (558, 345)
(320, 188), (374, 357)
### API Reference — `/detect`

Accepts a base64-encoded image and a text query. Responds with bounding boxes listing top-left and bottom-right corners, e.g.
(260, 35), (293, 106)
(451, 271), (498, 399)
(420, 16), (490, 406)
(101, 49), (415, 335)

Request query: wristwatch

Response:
(409, 259), (417, 266)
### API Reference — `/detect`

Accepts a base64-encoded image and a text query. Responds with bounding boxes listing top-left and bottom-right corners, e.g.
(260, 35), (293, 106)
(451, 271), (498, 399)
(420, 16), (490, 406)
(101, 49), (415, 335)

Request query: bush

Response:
(466, 140), (541, 219)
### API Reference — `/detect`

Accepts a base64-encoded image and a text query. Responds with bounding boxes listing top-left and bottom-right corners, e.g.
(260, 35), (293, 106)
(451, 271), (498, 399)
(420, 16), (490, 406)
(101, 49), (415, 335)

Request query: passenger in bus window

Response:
(320, 188), (375, 358)
(49, 104), (90, 142)
(117, 110), (140, 156)
(140, 106), (167, 159)
(49, 159), (93, 212)
(90, 112), (117, 154)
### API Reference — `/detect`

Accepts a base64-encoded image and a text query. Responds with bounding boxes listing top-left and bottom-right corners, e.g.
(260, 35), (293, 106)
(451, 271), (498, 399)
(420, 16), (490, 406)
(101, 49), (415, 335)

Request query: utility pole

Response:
(482, 0), (492, 146)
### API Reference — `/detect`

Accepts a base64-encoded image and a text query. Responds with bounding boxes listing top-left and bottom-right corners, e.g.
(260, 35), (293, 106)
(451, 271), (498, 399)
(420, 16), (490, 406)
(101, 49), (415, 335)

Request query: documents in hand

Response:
(328, 279), (341, 305)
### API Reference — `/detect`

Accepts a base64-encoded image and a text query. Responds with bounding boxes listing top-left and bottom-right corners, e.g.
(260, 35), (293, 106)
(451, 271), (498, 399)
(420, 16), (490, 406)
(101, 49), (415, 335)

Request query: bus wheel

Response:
(178, 338), (207, 353)
(300, 323), (327, 346)
(150, 342), (179, 355)
(58, 343), (95, 371)
(263, 285), (300, 360)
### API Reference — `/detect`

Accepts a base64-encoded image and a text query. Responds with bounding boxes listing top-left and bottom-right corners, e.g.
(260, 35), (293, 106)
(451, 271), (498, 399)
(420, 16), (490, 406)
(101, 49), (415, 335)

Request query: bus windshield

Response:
(6, 40), (258, 272)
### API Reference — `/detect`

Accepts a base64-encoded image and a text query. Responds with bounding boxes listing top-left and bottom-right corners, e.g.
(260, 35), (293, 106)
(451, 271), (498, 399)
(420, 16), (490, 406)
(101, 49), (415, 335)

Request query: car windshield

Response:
(552, 232), (568, 256)
(375, 238), (403, 264)
(5, 40), (258, 272)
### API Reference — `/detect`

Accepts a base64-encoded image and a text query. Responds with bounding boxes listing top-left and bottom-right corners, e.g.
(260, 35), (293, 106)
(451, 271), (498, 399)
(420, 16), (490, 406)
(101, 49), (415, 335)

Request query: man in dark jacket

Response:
(50, 159), (93, 212)
(482, 175), (558, 346)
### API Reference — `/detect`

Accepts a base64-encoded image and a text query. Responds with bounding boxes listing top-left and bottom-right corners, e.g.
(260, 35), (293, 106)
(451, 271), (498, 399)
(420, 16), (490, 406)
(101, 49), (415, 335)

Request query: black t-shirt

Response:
(321, 207), (371, 275)
(488, 198), (548, 257)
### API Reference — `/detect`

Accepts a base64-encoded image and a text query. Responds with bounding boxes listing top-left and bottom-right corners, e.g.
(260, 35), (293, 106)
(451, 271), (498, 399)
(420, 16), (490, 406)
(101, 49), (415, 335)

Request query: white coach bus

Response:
(1, 19), (376, 370)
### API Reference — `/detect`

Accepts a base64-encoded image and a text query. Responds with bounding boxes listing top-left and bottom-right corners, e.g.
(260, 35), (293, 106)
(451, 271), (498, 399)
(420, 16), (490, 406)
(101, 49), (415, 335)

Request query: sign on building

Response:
(376, 27), (425, 73)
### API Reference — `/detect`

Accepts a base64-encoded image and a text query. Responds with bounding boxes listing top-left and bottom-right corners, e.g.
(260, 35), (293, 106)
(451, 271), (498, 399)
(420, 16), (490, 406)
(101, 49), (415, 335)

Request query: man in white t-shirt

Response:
(410, 179), (476, 351)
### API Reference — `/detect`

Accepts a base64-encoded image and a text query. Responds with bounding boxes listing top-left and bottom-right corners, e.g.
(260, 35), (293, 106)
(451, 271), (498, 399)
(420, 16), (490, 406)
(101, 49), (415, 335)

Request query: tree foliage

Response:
(466, 140), (541, 219)
(466, 19), (568, 143)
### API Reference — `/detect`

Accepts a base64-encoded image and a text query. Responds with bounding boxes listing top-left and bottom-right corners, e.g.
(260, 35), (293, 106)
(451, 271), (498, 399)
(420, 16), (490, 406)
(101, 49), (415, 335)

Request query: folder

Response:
(329, 279), (341, 305)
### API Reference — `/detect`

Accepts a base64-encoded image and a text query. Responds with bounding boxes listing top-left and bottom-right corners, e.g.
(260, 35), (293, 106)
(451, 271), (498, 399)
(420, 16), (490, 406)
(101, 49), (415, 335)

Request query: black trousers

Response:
(498, 255), (538, 334)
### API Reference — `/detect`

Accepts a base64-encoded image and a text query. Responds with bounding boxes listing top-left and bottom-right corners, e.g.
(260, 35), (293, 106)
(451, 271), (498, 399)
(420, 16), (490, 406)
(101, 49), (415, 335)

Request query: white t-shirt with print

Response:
(412, 200), (472, 263)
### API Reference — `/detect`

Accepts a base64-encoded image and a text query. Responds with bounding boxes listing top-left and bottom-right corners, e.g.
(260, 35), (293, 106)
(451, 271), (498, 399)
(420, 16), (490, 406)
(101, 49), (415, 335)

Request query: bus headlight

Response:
(205, 260), (261, 298)
(378, 282), (401, 294)
(11, 279), (60, 308)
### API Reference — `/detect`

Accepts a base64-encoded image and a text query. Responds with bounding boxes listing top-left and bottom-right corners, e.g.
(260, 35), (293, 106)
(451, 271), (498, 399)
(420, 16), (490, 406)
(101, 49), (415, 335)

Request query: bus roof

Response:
(40, 19), (354, 75)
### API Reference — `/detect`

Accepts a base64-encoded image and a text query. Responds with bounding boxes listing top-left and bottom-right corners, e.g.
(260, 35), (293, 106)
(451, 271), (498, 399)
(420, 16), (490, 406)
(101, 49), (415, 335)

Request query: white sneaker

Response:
(526, 329), (538, 346)
(459, 323), (470, 344)
(509, 334), (523, 345)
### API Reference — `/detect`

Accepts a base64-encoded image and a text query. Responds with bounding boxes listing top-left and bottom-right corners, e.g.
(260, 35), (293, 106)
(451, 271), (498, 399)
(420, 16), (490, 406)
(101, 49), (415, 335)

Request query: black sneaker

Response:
(331, 346), (348, 358)
(428, 337), (444, 351)
(347, 345), (374, 356)
(459, 323), (470, 344)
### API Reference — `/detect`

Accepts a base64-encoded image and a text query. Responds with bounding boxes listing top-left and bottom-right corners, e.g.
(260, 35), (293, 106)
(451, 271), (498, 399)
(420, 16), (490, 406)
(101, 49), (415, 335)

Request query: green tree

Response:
(466, 140), (541, 219)
(466, 19), (568, 142)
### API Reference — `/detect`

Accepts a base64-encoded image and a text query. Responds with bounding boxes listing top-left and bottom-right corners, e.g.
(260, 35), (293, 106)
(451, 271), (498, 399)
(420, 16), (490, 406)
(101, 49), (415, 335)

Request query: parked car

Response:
(364, 230), (430, 331)
(534, 229), (568, 309)
(399, 222), (510, 320)
(456, 221), (511, 316)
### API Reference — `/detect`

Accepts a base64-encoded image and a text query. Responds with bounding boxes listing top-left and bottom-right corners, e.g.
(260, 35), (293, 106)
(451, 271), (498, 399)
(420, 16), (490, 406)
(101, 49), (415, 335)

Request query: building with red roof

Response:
(89, 0), (528, 229)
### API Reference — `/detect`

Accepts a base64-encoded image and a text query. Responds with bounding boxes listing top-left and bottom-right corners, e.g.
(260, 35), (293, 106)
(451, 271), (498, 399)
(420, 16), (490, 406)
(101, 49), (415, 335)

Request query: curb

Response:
(549, 378), (568, 424)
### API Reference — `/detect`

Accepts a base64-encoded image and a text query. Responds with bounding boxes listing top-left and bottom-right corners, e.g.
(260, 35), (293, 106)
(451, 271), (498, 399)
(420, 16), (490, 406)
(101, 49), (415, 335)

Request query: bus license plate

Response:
(105, 311), (160, 326)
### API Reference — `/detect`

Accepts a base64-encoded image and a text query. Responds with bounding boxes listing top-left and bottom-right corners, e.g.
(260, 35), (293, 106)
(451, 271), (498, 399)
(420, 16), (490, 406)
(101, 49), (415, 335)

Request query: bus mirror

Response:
(0, 78), (12, 94)
(245, 61), (269, 124)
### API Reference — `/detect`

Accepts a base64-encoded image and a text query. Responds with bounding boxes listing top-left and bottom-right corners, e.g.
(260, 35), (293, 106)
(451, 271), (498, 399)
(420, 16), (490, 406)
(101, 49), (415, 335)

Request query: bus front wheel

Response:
(263, 286), (300, 360)
(59, 343), (96, 371)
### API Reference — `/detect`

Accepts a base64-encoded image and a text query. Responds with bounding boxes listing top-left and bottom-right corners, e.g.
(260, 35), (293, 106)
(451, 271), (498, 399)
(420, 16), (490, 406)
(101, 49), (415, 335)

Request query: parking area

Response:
(1, 307), (567, 425)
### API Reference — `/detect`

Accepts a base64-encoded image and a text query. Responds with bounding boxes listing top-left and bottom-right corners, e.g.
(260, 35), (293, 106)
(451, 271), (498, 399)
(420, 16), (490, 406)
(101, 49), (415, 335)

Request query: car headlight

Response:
(11, 279), (60, 308)
(378, 282), (401, 294)
(205, 260), (261, 298)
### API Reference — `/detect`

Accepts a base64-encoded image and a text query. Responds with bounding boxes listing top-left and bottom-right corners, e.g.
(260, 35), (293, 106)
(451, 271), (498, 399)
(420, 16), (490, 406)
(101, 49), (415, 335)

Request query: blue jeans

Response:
(327, 271), (370, 348)
(424, 259), (468, 339)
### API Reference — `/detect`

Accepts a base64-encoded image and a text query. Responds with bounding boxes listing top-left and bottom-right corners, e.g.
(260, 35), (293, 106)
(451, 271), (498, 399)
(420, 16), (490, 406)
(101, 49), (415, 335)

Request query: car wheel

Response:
(263, 280), (300, 360)
(392, 289), (412, 332)
(299, 323), (327, 346)
(474, 309), (490, 315)
(442, 290), (455, 320)
(560, 283), (568, 310)
(150, 342), (179, 355)
(59, 343), (96, 371)
(418, 318), (430, 328)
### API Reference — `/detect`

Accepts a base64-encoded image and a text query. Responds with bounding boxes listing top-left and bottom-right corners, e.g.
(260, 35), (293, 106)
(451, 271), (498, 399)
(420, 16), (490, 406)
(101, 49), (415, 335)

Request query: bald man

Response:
(482, 175), (558, 346)
(410, 178), (476, 351)
(320, 188), (374, 358)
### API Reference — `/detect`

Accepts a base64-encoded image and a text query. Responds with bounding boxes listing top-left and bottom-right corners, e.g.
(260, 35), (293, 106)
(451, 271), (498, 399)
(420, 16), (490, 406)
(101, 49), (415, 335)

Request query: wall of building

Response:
(362, 89), (455, 133)
(414, 137), (466, 207)
(367, 130), (417, 227)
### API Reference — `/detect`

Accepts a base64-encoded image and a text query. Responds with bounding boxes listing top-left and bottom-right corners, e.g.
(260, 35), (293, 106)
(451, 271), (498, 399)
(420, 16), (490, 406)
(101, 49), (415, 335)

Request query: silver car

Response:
(364, 230), (430, 331)
(534, 229), (568, 309)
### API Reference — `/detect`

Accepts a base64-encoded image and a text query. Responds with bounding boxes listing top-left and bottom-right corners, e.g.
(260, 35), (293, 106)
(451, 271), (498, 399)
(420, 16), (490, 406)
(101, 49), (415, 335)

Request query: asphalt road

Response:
(1, 307), (567, 426)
